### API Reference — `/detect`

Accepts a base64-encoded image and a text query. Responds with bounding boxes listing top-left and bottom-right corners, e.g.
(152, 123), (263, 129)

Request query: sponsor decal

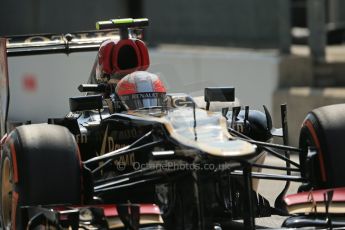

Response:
(172, 97), (189, 107)
(24, 36), (51, 43)
(7, 31), (119, 46)
(75, 133), (88, 144)
(167, 96), (194, 108)
(234, 123), (244, 133)
(121, 92), (165, 101)
(114, 153), (135, 167)
(99, 125), (110, 156)
(110, 128), (137, 142)
(99, 125), (136, 167)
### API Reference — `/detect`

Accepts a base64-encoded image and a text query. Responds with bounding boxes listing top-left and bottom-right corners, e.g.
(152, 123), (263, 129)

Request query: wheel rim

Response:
(1, 157), (13, 229)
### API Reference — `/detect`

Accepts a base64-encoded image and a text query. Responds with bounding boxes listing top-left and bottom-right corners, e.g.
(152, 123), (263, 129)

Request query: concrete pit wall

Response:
(7, 46), (279, 123)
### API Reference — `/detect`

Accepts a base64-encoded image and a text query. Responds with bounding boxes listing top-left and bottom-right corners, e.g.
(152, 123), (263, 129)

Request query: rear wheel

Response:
(299, 104), (345, 190)
(0, 124), (83, 229)
(1, 156), (13, 229)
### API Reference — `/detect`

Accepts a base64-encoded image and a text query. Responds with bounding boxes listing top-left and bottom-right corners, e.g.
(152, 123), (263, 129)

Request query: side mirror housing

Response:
(204, 87), (235, 110)
(69, 95), (103, 112)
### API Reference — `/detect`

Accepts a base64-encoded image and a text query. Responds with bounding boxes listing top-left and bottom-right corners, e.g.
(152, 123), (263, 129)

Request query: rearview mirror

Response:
(69, 95), (103, 112)
(204, 87), (235, 110)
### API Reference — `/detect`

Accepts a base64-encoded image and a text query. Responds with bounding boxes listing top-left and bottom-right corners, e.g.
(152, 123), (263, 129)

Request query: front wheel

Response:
(299, 104), (345, 190)
(0, 124), (83, 229)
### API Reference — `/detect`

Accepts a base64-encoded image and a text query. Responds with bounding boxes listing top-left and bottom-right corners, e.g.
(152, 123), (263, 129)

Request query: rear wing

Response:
(0, 30), (121, 137)
(0, 18), (149, 136)
(6, 30), (120, 57)
(6, 18), (149, 57)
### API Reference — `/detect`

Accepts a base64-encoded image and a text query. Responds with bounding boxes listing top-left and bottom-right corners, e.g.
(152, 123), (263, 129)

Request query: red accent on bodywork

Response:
(284, 187), (345, 206)
(98, 40), (115, 74)
(304, 119), (327, 182)
(101, 204), (161, 217)
(98, 38), (150, 76)
(112, 39), (141, 74)
(54, 204), (161, 217)
(135, 39), (150, 71)
(10, 142), (18, 183)
(76, 146), (82, 168)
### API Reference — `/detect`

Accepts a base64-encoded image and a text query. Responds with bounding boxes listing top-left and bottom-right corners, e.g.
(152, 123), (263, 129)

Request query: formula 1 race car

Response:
(1, 18), (345, 230)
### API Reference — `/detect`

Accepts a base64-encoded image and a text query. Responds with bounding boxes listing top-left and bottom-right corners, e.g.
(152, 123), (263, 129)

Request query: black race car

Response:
(1, 18), (345, 230)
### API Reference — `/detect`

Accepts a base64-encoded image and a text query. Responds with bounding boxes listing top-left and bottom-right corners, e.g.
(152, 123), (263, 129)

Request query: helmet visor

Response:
(119, 92), (166, 110)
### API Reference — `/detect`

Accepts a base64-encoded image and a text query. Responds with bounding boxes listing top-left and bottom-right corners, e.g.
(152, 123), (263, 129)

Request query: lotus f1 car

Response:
(1, 18), (345, 230)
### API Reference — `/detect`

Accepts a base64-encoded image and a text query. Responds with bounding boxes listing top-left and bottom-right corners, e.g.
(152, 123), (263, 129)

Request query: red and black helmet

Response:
(115, 71), (166, 110)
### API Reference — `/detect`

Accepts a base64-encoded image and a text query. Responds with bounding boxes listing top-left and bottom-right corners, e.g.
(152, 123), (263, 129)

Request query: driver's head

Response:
(115, 71), (166, 110)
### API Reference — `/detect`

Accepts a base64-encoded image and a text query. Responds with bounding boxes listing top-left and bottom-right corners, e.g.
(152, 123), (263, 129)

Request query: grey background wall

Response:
(0, 0), (128, 35)
(143, 0), (281, 48)
(1, 0), (281, 48)
(2, 0), (345, 47)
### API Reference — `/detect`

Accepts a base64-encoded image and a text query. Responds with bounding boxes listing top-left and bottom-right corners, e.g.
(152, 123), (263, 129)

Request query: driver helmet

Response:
(116, 71), (166, 110)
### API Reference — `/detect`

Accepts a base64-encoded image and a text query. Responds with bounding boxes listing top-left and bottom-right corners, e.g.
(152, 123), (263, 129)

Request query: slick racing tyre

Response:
(299, 104), (345, 190)
(0, 124), (82, 229)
